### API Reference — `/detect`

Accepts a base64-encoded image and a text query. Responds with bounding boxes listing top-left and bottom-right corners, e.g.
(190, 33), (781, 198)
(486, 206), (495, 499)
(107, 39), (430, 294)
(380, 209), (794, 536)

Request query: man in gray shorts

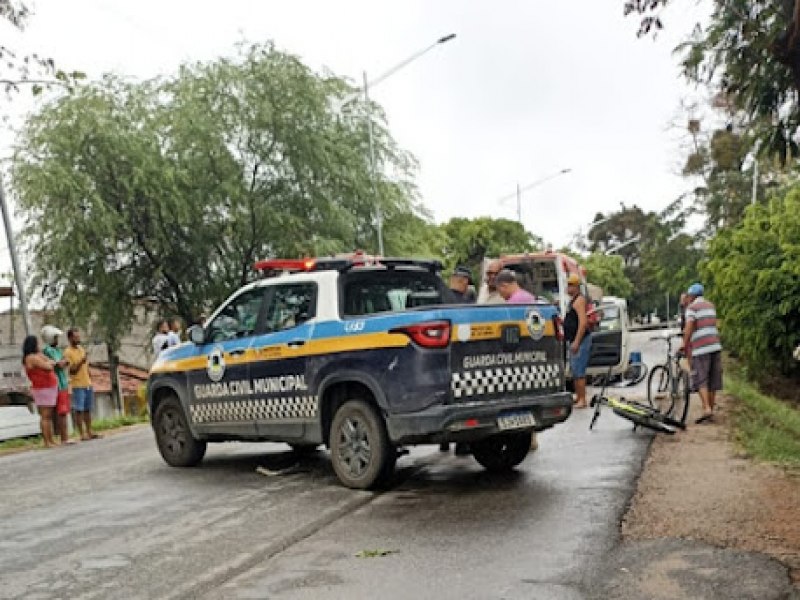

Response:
(683, 283), (723, 424)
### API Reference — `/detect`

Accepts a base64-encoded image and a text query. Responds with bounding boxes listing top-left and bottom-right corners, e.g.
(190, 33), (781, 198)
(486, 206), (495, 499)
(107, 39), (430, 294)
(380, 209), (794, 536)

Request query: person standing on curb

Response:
(683, 283), (723, 424)
(22, 335), (59, 448)
(564, 273), (592, 409)
(64, 328), (100, 441)
(41, 326), (74, 445)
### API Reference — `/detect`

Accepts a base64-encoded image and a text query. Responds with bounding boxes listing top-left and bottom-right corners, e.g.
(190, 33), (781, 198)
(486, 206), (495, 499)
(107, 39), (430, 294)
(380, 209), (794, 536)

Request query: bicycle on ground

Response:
(588, 348), (687, 435)
(646, 333), (690, 426)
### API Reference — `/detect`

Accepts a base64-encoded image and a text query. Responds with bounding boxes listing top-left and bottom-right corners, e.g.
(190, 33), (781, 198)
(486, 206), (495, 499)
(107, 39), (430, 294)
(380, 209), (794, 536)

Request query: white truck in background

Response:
(0, 346), (39, 441)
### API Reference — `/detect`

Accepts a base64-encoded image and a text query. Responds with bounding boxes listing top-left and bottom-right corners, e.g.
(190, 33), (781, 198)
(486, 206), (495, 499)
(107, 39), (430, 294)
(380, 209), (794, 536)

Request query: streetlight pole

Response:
(350, 34), (457, 256)
(362, 71), (383, 256)
(499, 168), (572, 223)
(751, 139), (761, 205)
(0, 180), (31, 336)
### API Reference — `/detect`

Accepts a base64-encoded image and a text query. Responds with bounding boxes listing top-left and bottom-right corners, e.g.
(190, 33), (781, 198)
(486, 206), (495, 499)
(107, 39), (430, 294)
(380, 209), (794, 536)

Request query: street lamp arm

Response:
(334, 34), (457, 110)
(498, 168), (572, 204)
(366, 33), (457, 92)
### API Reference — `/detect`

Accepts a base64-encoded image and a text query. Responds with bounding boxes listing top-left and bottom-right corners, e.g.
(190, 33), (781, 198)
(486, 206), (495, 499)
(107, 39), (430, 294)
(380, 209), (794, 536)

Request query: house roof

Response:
(89, 364), (149, 396)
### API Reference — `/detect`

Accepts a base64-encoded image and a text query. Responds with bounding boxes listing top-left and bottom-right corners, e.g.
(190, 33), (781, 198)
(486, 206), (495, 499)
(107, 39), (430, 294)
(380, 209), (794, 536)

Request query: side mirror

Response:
(187, 325), (206, 345)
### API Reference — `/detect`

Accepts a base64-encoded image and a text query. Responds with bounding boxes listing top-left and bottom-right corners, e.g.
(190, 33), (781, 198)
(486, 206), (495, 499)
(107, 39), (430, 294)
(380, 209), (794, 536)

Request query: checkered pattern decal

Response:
(190, 396), (318, 424)
(451, 364), (561, 400)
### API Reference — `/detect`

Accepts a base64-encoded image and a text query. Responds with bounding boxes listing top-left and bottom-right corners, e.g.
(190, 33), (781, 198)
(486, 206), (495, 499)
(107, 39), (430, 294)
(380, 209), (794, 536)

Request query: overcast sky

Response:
(2, 0), (710, 265)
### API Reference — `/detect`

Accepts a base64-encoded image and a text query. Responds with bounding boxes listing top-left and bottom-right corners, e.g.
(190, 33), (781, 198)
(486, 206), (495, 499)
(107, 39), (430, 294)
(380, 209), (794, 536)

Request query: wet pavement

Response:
(1, 331), (794, 599)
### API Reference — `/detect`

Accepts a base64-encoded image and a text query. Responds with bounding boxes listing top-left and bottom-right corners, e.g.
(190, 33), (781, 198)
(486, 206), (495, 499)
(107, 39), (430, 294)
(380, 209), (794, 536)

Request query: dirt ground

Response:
(622, 392), (800, 586)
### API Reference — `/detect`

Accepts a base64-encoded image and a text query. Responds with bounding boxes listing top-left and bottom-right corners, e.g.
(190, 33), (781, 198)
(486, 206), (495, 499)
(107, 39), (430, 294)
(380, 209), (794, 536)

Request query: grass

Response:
(0, 413), (149, 453)
(725, 362), (800, 467)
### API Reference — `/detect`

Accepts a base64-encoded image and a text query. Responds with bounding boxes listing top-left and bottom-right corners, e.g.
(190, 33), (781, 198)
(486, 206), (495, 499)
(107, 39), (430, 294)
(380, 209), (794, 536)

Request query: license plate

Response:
(497, 411), (536, 430)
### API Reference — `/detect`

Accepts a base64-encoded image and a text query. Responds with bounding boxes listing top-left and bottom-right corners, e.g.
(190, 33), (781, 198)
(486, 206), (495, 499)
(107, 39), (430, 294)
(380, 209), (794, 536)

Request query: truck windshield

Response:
(341, 269), (446, 316)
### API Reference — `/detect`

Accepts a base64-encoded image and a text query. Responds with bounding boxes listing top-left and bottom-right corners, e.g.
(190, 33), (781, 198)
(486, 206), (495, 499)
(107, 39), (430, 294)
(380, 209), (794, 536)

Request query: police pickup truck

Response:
(148, 256), (573, 489)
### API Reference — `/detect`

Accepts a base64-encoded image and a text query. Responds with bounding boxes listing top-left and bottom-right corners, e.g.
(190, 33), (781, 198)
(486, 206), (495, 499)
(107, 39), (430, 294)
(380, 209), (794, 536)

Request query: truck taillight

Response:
(391, 321), (451, 348)
(553, 316), (564, 342)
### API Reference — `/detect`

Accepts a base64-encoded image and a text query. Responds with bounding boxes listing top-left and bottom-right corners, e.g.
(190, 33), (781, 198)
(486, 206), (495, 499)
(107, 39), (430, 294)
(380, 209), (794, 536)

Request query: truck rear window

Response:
(341, 269), (447, 316)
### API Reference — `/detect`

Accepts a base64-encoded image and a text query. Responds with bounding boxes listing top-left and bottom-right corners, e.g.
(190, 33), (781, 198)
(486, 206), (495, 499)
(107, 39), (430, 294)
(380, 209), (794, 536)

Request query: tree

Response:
(435, 217), (543, 276)
(581, 253), (633, 299)
(12, 43), (427, 365)
(626, 1), (800, 165)
(1, 1), (84, 96)
(703, 188), (800, 377)
(587, 203), (700, 317)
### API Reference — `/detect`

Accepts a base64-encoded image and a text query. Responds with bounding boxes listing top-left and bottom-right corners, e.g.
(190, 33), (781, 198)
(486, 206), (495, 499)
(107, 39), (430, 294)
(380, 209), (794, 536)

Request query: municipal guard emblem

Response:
(525, 308), (545, 341)
(207, 347), (226, 382)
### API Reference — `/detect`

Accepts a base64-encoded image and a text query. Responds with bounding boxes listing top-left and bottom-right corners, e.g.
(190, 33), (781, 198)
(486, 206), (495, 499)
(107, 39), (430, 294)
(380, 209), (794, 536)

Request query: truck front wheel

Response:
(471, 432), (532, 472)
(329, 399), (395, 489)
(153, 396), (207, 467)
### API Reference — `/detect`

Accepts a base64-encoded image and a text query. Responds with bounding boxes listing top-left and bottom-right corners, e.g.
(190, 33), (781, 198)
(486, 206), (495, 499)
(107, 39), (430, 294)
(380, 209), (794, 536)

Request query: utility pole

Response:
(0, 180), (31, 337)
(516, 183), (522, 222)
(363, 70), (384, 256)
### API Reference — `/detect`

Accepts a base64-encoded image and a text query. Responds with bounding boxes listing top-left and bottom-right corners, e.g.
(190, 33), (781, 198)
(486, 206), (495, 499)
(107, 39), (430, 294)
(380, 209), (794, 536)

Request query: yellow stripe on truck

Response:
(452, 319), (555, 342)
(150, 331), (411, 374)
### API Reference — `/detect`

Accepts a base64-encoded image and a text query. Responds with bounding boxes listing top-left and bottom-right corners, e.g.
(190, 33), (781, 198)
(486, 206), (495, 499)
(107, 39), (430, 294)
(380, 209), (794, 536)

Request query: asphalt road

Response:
(0, 331), (794, 600)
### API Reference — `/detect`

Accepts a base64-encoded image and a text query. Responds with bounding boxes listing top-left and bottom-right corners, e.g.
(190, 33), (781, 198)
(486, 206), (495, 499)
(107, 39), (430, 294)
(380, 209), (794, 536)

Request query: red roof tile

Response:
(88, 364), (148, 396)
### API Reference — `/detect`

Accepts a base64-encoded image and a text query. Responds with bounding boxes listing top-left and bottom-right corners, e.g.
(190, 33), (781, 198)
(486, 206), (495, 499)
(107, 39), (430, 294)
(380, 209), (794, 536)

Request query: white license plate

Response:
(497, 411), (536, 430)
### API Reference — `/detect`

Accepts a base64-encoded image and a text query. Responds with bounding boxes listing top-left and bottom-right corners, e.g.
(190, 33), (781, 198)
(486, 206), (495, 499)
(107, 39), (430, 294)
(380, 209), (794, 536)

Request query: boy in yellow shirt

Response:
(63, 328), (99, 441)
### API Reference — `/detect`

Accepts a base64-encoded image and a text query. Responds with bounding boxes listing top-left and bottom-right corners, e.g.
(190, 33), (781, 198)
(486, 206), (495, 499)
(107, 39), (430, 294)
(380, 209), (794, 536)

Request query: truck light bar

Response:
(254, 254), (442, 274)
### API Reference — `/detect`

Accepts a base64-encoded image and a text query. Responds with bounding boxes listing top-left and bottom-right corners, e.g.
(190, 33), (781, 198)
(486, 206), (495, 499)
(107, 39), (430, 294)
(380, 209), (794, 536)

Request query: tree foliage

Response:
(587, 203), (700, 316)
(581, 253), (634, 299)
(434, 217), (542, 277)
(627, 0), (800, 162)
(12, 43), (428, 346)
(703, 189), (800, 377)
(0, 0), (84, 96)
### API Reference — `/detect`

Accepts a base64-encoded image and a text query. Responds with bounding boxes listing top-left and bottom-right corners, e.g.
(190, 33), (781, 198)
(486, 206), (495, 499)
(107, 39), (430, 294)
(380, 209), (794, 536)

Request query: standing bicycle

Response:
(646, 333), (690, 426)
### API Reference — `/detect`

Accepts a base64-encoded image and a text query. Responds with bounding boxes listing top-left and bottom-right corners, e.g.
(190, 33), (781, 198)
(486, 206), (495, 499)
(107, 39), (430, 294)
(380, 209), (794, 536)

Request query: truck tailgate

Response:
(445, 304), (564, 403)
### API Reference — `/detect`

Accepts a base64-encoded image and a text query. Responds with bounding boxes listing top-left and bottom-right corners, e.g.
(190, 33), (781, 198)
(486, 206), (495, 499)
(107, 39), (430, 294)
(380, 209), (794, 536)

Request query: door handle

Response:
(228, 349), (246, 357)
(286, 340), (306, 348)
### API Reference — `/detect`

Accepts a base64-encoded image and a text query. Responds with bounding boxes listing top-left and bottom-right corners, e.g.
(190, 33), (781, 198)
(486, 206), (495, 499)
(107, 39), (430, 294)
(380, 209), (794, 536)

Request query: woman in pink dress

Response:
(23, 335), (59, 448)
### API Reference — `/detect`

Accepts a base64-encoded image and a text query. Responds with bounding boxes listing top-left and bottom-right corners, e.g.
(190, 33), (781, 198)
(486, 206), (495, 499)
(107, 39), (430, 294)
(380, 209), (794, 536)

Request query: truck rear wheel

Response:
(153, 397), (207, 467)
(471, 432), (532, 472)
(330, 399), (395, 489)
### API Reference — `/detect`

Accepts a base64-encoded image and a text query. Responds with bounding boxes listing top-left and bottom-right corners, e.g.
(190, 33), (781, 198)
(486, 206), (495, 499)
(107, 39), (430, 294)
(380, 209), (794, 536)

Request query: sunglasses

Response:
(486, 270), (499, 276)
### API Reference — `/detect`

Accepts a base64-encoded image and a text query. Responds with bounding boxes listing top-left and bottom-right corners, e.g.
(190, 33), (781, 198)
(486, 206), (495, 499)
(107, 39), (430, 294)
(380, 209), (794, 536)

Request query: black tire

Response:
(289, 443), (319, 456)
(471, 431), (532, 472)
(647, 365), (671, 413)
(671, 370), (691, 425)
(329, 399), (396, 490)
(153, 397), (207, 467)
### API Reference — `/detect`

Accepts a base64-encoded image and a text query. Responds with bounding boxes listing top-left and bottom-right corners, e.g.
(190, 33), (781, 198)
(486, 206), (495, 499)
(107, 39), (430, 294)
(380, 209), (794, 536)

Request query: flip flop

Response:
(695, 413), (714, 425)
(90, 433), (103, 440)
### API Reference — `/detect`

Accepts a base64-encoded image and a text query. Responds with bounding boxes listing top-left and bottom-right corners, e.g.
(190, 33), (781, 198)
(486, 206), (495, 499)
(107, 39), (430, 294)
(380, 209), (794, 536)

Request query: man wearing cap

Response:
(41, 325), (74, 444)
(683, 283), (722, 424)
(565, 273), (592, 408)
(495, 269), (537, 304)
(448, 266), (475, 304)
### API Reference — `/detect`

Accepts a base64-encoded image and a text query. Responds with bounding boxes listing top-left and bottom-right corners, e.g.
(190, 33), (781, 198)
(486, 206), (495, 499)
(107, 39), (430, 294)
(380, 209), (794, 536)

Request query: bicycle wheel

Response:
(624, 362), (648, 386)
(670, 370), (690, 425)
(647, 365), (671, 412)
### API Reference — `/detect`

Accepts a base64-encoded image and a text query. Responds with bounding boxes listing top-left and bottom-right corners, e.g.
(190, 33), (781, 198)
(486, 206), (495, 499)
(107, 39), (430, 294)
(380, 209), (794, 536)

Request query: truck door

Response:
(586, 300), (627, 378)
(249, 281), (317, 441)
(187, 286), (268, 438)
